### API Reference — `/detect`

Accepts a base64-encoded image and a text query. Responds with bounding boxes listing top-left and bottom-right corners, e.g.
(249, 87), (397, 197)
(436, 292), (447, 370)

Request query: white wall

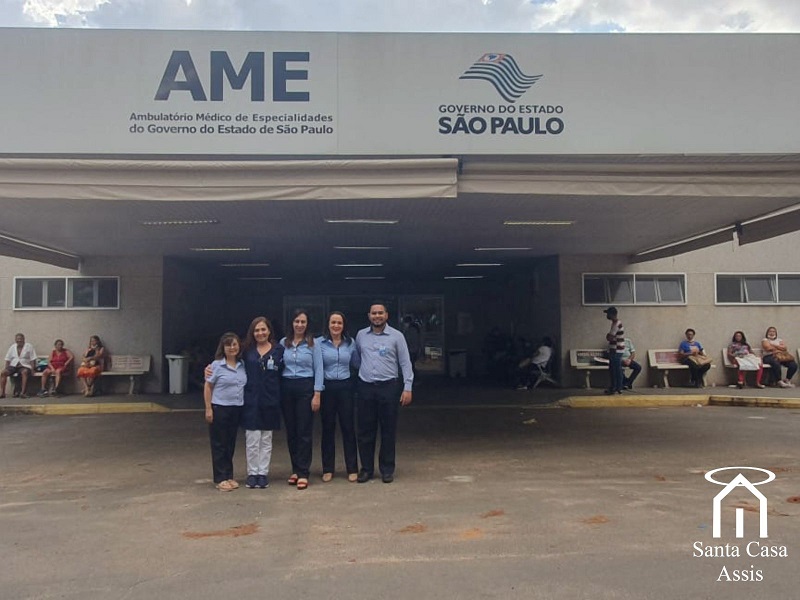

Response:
(559, 232), (800, 388)
(0, 255), (164, 394)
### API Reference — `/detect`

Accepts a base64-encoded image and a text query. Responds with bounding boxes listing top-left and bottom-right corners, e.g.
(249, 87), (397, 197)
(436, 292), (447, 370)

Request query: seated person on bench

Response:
(1, 333), (38, 399)
(38, 339), (75, 397)
(516, 337), (554, 390)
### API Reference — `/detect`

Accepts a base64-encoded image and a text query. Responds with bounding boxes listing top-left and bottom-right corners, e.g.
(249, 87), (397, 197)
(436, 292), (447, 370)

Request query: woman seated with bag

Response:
(761, 326), (797, 388)
(678, 328), (712, 388)
(727, 331), (764, 389)
(77, 335), (105, 397)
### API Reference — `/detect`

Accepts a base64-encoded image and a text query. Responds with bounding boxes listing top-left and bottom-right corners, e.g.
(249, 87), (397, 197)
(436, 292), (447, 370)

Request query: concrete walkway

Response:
(3, 377), (800, 415)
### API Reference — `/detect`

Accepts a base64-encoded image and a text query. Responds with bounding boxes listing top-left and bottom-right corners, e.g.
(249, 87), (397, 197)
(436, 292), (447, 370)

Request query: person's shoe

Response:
(603, 388), (614, 395)
(19, 393), (28, 399)
(515, 385), (529, 391)
(737, 382), (744, 389)
(348, 473), (358, 483)
(245, 475), (257, 489)
(37, 390), (47, 397)
(623, 384), (632, 390)
(381, 473), (394, 484)
(756, 384), (766, 389)
(356, 470), (373, 483)
(322, 472), (333, 483)
(257, 475), (269, 489)
(787, 382), (796, 388)
(778, 380), (790, 388)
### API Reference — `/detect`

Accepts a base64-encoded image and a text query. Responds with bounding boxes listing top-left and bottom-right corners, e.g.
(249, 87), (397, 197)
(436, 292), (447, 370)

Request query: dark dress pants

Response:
(682, 359), (711, 386)
(209, 404), (242, 483)
(357, 379), (401, 477)
(281, 378), (314, 478)
(623, 360), (642, 387)
(321, 379), (358, 475)
(608, 351), (623, 392)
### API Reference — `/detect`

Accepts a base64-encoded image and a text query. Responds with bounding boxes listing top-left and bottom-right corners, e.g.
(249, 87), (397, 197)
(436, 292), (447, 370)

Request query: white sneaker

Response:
(777, 380), (790, 388)
(787, 381), (796, 388)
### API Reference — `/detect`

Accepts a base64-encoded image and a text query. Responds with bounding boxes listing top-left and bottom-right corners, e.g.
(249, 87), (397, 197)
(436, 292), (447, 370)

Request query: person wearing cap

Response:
(603, 307), (625, 394)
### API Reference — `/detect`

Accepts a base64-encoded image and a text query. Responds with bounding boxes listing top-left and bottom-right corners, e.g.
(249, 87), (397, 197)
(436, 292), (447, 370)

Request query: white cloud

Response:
(4, 0), (800, 32)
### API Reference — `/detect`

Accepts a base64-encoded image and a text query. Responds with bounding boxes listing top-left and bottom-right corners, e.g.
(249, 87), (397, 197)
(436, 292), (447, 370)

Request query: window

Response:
(14, 277), (119, 310)
(716, 274), (800, 305)
(583, 274), (686, 305)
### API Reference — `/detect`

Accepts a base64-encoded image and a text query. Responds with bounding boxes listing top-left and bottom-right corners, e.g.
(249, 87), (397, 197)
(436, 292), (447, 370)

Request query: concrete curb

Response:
(561, 395), (800, 409)
(1, 402), (172, 415)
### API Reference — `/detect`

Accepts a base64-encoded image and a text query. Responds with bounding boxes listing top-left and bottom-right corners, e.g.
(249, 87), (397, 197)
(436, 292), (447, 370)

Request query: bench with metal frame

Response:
(648, 349), (716, 388)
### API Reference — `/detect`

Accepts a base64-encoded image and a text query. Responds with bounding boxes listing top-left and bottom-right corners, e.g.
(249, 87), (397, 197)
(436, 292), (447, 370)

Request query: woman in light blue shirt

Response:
(280, 309), (323, 490)
(204, 332), (246, 492)
(315, 311), (359, 483)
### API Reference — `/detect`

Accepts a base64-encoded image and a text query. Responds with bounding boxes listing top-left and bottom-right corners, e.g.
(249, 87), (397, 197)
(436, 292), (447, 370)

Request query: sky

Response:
(1, 0), (800, 32)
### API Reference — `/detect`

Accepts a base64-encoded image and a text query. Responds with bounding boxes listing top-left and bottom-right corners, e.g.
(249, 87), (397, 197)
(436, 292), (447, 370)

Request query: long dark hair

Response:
(731, 330), (748, 345)
(89, 335), (103, 348)
(243, 316), (275, 351)
(324, 311), (352, 345)
(286, 308), (315, 348)
(214, 332), (241, 360)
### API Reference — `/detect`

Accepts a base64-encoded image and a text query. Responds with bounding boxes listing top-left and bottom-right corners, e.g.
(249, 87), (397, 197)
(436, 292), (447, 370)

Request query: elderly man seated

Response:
(1, 333), (38, 399)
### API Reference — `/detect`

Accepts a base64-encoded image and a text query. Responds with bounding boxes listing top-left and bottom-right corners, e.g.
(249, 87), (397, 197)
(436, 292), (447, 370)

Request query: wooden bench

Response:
(648, 349), (716, 388)
(100, 355), (151, 394)
(569, 349), (610, 389)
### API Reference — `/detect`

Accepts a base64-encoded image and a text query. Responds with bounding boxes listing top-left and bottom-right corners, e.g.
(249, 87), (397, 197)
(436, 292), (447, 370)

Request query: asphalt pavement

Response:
(1, 392), (799, 600)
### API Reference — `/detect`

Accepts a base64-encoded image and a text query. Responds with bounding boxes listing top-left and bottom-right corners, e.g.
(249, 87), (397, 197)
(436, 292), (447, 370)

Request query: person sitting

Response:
(1, 333), (38, 399)
(620, 338), (642, 390)
(76, 335), (106, 397)
(678, 328), (711, 388)
(38, 339), (75, 397)
(761, 326), (797, 388)
(516, 337), (554, 390)
(727, 331), (764, 389)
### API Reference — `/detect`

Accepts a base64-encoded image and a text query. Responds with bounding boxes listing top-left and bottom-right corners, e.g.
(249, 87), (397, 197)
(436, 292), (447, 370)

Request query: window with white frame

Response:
(14, 277), (119, 310)
(715, 274), (800, 304)
(583, 274), (686, 305)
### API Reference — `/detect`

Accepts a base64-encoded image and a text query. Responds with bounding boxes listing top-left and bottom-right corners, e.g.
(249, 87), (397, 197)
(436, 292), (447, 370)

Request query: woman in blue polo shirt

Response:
(204, 332), (246, 492)
(280, 308), (323, 490)
(315, 311), (359, 483)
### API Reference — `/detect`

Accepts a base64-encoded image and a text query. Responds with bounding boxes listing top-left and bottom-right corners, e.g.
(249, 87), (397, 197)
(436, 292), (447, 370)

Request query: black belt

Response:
(360, 378), (399, 386)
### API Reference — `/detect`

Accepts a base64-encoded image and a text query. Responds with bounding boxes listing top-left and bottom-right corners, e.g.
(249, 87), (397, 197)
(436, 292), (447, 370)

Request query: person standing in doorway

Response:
(603, 307), (625, 394)
(354, 302), (414, 484)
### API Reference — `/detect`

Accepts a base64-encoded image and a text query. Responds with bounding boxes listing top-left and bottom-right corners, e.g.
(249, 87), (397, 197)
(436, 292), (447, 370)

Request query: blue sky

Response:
(2, 0), (800, 31)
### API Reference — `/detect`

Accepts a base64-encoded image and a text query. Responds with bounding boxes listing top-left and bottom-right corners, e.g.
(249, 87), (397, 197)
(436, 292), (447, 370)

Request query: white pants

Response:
(245, 430), (273, 476)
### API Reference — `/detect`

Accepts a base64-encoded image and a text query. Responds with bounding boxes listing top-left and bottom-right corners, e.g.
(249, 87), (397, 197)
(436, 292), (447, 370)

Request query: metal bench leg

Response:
(584, 371), (592, 389)
(662, 372), (670, 389)
(128, 376), (135, 395)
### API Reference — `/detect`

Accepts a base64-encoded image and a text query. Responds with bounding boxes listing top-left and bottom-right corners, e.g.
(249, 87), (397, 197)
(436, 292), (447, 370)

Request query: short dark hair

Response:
(685, 328), (696, 336)
(214, 332), (241, 360)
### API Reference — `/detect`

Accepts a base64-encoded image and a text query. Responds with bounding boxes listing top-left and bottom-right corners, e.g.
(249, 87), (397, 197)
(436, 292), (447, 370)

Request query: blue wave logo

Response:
(459, 53), (542, 103)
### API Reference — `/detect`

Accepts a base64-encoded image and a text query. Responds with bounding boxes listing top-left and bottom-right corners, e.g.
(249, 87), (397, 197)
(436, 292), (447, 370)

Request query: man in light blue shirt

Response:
(354, 302), (413, 483)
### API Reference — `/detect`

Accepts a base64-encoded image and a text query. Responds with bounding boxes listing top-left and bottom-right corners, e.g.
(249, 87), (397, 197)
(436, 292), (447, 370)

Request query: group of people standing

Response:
(0, 333), (106, 398)
(203, 302), (414, 492)
(602, 307), (797, 390)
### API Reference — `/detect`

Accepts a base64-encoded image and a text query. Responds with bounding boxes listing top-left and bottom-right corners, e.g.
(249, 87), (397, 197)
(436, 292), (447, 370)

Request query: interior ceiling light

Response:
(335, 264), (384, 267)
(334, 246), (392, 250)
(345, 276), (386, 280)
(141, 219), (220, 226)
(238, 277), (283, 281)
(325, 219), (399, 225)
(190, 247), (250, 252)
(221, 263), (270, 267)
(444, 275), (485, 280)
(456, 263), (503, 267)
(503, 220), (574, 226)
(474, 247), (531, 251)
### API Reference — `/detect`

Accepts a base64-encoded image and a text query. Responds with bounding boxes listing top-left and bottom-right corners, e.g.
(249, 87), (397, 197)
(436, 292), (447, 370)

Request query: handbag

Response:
(773, 350), (794, 363)
(687, 354), (712, 367)
(735, 354), (761, 371)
